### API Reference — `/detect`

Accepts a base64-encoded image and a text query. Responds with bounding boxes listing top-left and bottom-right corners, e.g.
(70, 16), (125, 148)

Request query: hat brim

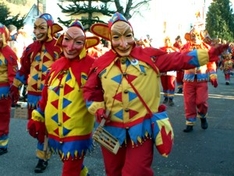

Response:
(90, 23), (110, 41)
(184, 33), (191, 41)
(86, 36), (100, 49)
(52, 23), (63, 35)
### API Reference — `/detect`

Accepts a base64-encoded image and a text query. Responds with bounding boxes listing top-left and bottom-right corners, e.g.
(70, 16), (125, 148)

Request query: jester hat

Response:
(56, 19), (100, 49)
(38, 13), (63, 41)
(0, 23), (10, 47)
(90, 12), (133, 41)
(184, 27), (207, 41)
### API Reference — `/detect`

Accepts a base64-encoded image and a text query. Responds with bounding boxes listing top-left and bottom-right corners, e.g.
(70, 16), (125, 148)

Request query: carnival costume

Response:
(9, 13), (63, 173)
(159, 37), (178, 106)
(0, 23), (18, 155)
(182, 28), (218, 132)
(83, 12), (227, 176)
(27, 20), (100, 176)
(173, 35), (184, 93)
(220, 51), (234, 85)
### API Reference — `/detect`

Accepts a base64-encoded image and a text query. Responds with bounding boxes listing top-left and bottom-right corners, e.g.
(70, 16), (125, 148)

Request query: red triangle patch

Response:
(31, 83), (38, 91)
(54, 128), (59, 135)
(129, 109), (138, 119)
(43, 57), (50, 63)
(64, 83), (74, 95)
(63, 112), (70, 122)
(34, 65), (40, 71)
(51, 99), (59, 109)
(127, 74), (137, 82)
(41, 74), (46, 81)
(113, 92), (122, 102)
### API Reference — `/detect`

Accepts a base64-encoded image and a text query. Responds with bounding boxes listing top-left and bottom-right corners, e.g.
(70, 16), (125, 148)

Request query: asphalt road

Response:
(0, 69), (234, 176)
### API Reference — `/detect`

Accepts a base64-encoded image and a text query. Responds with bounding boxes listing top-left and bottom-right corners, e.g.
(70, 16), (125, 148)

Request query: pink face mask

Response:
(62, 26), (86, 59)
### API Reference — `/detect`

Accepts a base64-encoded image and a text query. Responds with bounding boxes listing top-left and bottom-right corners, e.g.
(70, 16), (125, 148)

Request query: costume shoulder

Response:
(24, 41), (38, 53)
(1, 45), (18, 63)
(131, 46), (166, 73)
(50, 57), (68, 72)
(84, 54), (95, 65)
(181, 43), (190, 52)
(45, 38), (62, 57)
(91, 50), (117, 73)
(131, 46), (167, 59)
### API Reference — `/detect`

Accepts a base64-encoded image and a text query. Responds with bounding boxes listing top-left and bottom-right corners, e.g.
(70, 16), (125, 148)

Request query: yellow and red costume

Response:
(12, 13), (63, 116)
(159, 37), (178, 106)
(83, 12), (226, 176)
(10, 13), (63, 172)
(173, 35), (184, 93)
(0, 23), (18, 155)
(181, 28), (218, 132)
(28, 20), (100, 176)
(220, 51), (234, 85)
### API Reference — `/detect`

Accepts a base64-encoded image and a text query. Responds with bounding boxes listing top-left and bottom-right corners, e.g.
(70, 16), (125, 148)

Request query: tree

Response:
(57, 0), (150, 30)
(6, 0), (27, 5)
(206, 0), (234, 41)
(0, 3), (25, 30)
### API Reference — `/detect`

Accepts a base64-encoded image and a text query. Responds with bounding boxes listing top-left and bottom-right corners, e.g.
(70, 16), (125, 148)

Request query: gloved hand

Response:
(95, 108), (110, 124)
(27, 119), (46, 143)
(9, 85), (20, 105)
(210, 78), (218, 88)
(158, 104), (167, 112)
(210, 74), (218, 88)
(208, 44), (229, 62)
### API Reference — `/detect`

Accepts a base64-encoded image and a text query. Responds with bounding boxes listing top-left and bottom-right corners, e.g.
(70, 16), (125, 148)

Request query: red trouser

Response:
(183, 81), (208, 124)
(101, 137), (154, 176)
(160, 75), (176, 98)
(176, 71), (184, 88)
(0, 98), (11, 137)
(224, 73), (231, 81)
(28, 108), (33, 119)
(62, 157), (84, 176)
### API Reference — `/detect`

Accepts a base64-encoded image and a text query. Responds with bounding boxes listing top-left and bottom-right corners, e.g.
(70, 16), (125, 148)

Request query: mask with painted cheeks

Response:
(190, 29), (203, 45)
(33, 18), (48, 42)
(0, 23), (9, 48)
(110, 21), (135, 57)
(62, 26), (86, 60)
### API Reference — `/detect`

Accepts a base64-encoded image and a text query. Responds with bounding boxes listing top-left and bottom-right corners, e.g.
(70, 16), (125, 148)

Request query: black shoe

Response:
(200, 118), (208, 129)
(183, 126), (193, 133)
(226, 82), (230, 85)
(177, 88), (183, 93)
(0, 148), (8, 155)
(163, 97), (168, 104)
(168, 99), (174, 106)
(34, 159), (48, 173)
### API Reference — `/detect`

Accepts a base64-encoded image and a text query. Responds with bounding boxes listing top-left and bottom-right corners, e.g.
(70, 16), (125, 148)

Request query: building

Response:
(23, 4), (42, 38)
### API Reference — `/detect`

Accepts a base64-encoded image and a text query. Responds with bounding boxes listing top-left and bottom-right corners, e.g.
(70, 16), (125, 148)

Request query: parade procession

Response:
(0, 0), (234, 176)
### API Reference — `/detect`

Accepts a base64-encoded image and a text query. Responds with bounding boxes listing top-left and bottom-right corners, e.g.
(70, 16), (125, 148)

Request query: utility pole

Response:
(37, 0), (39, 15)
